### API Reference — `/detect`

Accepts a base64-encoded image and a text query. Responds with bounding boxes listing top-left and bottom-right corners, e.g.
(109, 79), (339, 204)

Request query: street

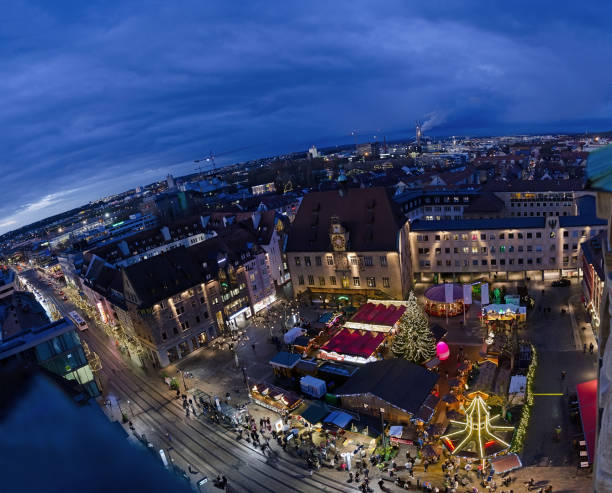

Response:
(21, 269), (356, 493)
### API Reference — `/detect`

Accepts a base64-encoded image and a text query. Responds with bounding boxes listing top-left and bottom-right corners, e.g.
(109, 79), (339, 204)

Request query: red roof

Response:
(321, 329), (386, 358)
(577, 379), (597, 462)
(350, 303), (406, 327)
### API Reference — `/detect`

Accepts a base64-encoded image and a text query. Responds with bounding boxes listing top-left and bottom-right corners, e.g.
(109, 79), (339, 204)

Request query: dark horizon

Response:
(2, 1), (612, 235)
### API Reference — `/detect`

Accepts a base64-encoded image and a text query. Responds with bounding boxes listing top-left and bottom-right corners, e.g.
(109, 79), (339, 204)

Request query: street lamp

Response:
(179, 370), (188, 391)
(127, 400), (134, 417)
(380, 407), (386, 449)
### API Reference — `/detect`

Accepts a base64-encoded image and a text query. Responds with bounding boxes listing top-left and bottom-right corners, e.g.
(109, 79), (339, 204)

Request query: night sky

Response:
(1, 1), (611, 234)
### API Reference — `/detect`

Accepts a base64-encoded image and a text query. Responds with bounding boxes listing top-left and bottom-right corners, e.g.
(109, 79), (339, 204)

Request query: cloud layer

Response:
(1, 1), (611, 234)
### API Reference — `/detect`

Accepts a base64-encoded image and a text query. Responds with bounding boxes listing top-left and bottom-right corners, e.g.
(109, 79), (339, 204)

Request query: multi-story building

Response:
(585, 146), (612, 492)
(581, 232), (606, 335)
(484, 179), (594, 218)
(0, 293), (100, 397)
(287, 187), (411, 305)
(120, 247), (218, 367)
(409, 207), (607, 283)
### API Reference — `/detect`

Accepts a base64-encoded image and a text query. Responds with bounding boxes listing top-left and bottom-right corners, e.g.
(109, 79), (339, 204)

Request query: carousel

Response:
(424, 284), (470, 317)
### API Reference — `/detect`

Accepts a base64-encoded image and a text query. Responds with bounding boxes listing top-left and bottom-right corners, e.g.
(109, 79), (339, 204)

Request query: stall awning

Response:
(577, 379), (597, 463)
(490, 453), (522, 474)
(323, 410), (353, 429)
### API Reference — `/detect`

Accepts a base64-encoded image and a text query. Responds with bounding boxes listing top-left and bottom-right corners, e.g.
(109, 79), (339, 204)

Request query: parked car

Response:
(552, 278), (571, 287)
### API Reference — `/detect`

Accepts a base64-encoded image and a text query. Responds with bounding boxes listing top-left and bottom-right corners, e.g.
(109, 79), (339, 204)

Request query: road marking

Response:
(533, 393), (563, 396)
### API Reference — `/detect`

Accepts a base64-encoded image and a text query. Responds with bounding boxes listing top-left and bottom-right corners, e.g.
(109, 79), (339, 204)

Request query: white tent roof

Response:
(509, 375), (527, 395)
(284, 326), (304, 344)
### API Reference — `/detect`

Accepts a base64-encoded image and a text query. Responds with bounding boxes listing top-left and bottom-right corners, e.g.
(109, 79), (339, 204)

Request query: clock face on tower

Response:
(331, 234), (345, 251)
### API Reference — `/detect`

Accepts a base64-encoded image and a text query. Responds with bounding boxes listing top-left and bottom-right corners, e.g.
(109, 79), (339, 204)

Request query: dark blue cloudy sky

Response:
(1, 1), (611, 234)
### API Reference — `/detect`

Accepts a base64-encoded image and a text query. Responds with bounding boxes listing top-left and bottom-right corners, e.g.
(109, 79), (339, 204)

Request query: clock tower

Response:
(329, 216), (349, 252)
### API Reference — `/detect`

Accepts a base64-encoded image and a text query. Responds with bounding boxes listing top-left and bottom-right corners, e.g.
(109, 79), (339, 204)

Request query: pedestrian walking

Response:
(590, 342), (595, 354)
(583, 343), (587, 353)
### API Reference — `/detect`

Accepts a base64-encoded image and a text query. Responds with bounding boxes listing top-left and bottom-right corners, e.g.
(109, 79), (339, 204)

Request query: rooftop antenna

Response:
(416, 121), (422, 147)
(194, 150), (216, 178)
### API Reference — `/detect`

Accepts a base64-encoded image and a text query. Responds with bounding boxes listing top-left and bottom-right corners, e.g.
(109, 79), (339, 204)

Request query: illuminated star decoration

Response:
(441, 394), (514, 465)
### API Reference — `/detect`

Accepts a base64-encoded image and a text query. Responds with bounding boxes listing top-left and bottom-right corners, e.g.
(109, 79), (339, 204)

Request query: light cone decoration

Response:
(441, 394), (514, 463)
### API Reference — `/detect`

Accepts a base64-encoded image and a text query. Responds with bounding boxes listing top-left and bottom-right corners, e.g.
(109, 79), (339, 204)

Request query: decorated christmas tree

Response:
(394, 291), (436, 364)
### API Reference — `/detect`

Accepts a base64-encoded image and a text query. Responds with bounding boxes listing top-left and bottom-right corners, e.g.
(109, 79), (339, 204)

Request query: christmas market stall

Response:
(250, 382), (302, 415)
(481, 303), (526, 326)
(334, 358), (440, 426)
(269, 351), (302, 378)
(424, 284), (470, 317)
(318, 329), (386, 364)
(343, 301), (408, 333)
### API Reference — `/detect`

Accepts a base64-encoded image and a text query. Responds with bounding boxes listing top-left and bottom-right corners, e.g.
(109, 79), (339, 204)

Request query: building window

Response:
(536, 232), (541, 239)
(318, 276), (325, 286)
(499, 246), (506, 253)
(329, 276), (336, 285)
(518, 258), (524, 265)
(536, 258), (542, 264)
(304, 256), (311, 266)
(550, 257), (556, 264)
(326, 256), (334, 265)
(382, 277), (390, 288)
(435, 248), (441, 254)
(298, 275), (304, 285)
(366, 277), (376, 287)
(518, 233), (523, 239)
(181, 321), (190, 330)
(481, 234), (486, 240)
(491, 259), (497, 266)
(527, 233), (532, 239)
(500, 259), (505, 265)
(499, 233), (505, 240)
(563, 231), (568, 237)
(342, 276), (349, 288)
(195, 316), (200, 324)
(481, 259), (487, 266)
(353, 277), (360, 287)
(379, 256), (387, 267)
(364, 256), (373, 266)
(307, 275), (314, 285)
(350, 256), (358, 265)
(508, 233), (514, 239)
(445, 248), (450, 254)
(315, 256), (322, 266)
(435, 235), (441, 241)
(295, 257), (301, 266)
(173, 327), (179, 335)
(162, 331), (167, 341)
(437, 260), (442, 266)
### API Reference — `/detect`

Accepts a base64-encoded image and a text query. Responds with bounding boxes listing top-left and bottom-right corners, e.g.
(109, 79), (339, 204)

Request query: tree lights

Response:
(391, 291), (436, 364)
(510, 343), (537, 453)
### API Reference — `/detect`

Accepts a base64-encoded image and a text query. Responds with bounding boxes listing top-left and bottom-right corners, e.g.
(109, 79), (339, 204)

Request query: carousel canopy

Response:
(424, 284), (465, 303)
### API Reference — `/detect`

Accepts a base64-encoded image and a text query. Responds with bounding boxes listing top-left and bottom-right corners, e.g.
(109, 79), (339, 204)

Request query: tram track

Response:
(24, 271), (354, 492)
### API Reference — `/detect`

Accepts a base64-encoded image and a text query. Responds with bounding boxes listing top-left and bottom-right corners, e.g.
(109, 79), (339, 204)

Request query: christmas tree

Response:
(394, 291), (436, 364)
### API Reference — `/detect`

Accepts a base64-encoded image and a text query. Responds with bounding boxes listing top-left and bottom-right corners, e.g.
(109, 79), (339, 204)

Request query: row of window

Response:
(510, 202), (572, 207)
(424, 206), (462, 212)
(294, 255), (388, 267)
(511, 211), (567, 217)
(419, 255), (577, 268)
(415, 229), (597, 242)
(297, 275), (391, 288)
(161, 313), (209, 341)
(418, 243), (581, 255)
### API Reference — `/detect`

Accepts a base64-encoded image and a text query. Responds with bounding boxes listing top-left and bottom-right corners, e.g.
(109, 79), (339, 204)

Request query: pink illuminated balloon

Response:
(436, 341), (450, 361)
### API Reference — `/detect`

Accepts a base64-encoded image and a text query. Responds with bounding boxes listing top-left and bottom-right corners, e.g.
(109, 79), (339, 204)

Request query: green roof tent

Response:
(587, 145), (612, 192)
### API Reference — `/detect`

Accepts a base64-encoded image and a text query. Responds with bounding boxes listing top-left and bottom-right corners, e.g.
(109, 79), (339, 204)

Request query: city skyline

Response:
(2, 1), (612, 233)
